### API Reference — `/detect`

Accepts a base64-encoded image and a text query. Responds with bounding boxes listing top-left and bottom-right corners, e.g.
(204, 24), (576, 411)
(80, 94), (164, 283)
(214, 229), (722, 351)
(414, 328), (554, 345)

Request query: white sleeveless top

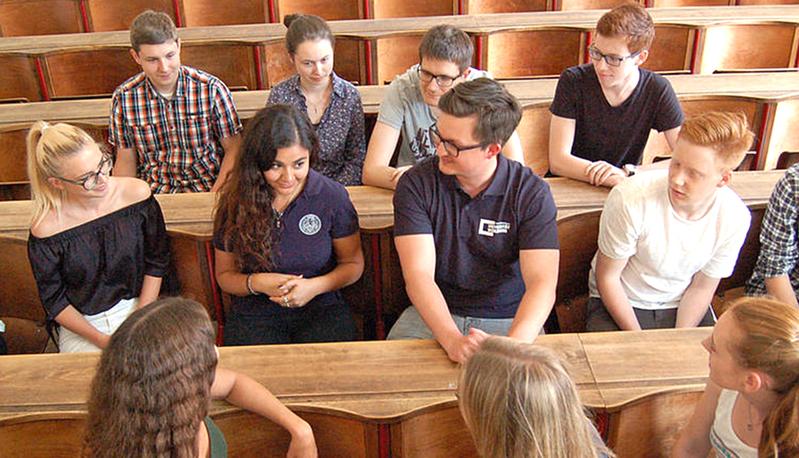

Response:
(710, 389), (757, 458)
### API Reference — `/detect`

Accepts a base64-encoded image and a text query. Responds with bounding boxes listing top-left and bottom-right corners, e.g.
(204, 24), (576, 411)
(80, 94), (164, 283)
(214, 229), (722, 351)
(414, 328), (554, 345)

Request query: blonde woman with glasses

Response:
(26, 121), (169, 352)
(459, 336), (614, 458)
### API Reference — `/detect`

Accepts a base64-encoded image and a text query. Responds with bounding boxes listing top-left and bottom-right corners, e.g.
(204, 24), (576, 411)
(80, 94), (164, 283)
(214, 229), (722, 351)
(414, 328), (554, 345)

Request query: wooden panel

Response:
(651, 0), (731, 5)
(167, 232), (216, 319)
(275, 0), (362, 21)
(382, 229), (411, 318)
(181, 0), (269, 26)
(375, 35), (423, 85)
(463, 0), (548, 13)
(0, 125), (30, 182)
(390, 405), (478, 458)
(0, 316), (50, 354)
(645, 25), (695, 73)
(555, 210), (601, 333)
(0, 54), (42, 102)
(738, 0), (799, 4)
(370, 0), (456, 18)
(608, 390), (703, 458)
(517, 103), (551, 175)
(85, 0), (176, 32)
(263, 38), (366, 87)
(763, 98), (799, 169)
(717, 204), (766, 293)
(0, 0), (82, 36)
(557, 0), (639, 10)
(43, 48), (139, 99)
(215, 409), (378, 458)
(182, 43), (260, 91)
(485, 29), (583, 79)
(0, 236), (44, 322)
(0, 413), (86, 458)
(700, 23), (799, 73)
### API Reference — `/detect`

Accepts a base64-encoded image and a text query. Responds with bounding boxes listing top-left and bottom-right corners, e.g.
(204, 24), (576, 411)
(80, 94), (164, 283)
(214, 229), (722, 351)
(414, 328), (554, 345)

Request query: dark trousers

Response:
(223, 302), (357, 345)
(585, 296), (715, 332)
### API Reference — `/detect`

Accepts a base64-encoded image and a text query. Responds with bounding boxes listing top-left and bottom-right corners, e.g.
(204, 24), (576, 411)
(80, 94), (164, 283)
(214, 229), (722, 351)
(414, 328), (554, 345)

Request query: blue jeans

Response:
(387, 306), (514, 340)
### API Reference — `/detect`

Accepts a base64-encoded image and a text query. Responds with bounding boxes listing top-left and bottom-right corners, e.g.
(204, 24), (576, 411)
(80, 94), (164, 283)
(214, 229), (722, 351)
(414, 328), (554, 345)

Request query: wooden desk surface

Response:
(0, 335), (597, 422)
(1, 6), (797, 54)
(0, 171), (781, 240)
(580, 327), (711, 411)
(1, 73), (798, 127)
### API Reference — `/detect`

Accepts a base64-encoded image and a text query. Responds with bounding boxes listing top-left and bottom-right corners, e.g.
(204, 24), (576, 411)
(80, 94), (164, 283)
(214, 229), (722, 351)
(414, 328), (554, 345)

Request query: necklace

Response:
(300, 81), (331, 120)
(271, 181), (304, 229)
(747, 402), (754, 431)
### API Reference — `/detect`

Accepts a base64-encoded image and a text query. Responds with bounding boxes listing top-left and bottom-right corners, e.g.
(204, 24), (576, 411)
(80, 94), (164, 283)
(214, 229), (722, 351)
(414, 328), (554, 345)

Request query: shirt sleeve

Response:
(393, 171), (433, 236)
(376, 76), (407, 130)
(210, 79), (243, 140)
(518, 179), (559, 250)
(340, 90), (366, 186)
(549, 68), (578, 120)
(597, 185), (640, 260)
(652, 77), (684, 133)
(109, 91), (133, 149)
(330, 184), (360, 239)
(27, 239), (70, 319)
(753, 168), (799, 278)
(142, 196), (170, 277)
(701, 204), (751, 279)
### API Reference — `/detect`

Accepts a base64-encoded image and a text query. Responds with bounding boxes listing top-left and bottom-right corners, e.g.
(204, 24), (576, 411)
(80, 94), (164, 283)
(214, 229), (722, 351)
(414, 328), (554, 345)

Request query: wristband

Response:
(246, 274), (258, 295)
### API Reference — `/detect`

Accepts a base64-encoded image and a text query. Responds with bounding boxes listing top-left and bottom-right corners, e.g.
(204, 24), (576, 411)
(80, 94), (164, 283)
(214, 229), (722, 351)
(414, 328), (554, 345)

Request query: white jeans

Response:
(58, 298), (137, 353)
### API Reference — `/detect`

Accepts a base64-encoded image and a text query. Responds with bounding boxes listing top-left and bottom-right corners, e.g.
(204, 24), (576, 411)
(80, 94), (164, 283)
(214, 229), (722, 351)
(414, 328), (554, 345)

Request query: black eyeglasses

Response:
(588, 46), (641, 67)
(417, 65), (462, 88)
(55, 154), (113, 191)
(429, 124), (484, 158)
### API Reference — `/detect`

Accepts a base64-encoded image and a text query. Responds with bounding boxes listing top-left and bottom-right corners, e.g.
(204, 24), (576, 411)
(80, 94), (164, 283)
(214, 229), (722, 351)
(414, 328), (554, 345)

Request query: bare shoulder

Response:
(30, 210), (61, 238)
(116, 177), (152, 205)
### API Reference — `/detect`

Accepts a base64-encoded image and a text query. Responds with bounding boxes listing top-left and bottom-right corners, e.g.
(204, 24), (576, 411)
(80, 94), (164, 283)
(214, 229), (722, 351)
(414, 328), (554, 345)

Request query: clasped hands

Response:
(252, 273), (320, 309)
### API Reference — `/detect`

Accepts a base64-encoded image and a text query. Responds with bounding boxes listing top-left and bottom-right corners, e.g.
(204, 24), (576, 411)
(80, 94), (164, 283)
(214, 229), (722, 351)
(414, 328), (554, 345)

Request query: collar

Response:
(298, 169), (324, 199)
(288, 72), (346, 99)
(440, 155), (509, 198)
(144, 66), (186, 101)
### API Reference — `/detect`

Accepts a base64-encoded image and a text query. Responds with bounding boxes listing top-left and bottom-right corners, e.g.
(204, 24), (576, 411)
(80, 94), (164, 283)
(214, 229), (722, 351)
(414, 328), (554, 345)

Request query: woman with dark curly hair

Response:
(84, 297), (317, 458)
(213, 104), (364, 345)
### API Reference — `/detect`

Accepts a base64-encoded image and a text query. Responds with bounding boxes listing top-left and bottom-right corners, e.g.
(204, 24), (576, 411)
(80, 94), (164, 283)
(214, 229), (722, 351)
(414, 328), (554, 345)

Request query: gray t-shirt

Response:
(377, 64), (490, 167)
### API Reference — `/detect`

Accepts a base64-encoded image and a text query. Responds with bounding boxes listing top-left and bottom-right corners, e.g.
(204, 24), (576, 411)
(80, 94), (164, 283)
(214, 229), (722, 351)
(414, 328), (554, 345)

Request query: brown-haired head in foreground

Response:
(458, 336), (614, 458)
(725, 297), (799, 458)
(678, 111), (754, 171)
(84, 297), (217, 458)
(130, 10), (178, 52)
(437, 78), (521, 147)
(596, 3), (655, 54)
(283, 14), (334, 55)
(419, 24), (474, 73)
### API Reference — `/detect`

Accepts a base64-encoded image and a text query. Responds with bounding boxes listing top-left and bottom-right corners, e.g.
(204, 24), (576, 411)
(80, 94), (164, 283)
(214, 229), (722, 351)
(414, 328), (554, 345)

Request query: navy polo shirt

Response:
(214, 170), (360, 316)
(393, 155), (559, 318)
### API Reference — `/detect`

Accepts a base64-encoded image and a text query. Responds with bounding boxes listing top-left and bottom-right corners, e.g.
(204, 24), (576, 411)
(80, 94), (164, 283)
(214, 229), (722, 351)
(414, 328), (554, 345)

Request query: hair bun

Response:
(283, 14), (301, 28)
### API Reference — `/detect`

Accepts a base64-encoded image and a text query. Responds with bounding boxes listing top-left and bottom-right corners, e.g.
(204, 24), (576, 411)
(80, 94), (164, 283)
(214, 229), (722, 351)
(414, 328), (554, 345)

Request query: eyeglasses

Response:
(55, 154), (113, 191)
(588, 46), (641, 67)
(429, 124), (484, 158)
(417, 66), (462, 88)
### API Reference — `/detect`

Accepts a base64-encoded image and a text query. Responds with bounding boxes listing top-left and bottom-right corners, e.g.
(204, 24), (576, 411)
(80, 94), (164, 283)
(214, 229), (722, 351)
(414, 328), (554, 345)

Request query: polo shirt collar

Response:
(440, 155), (509, 198)
(287, 72), (346, 99)
(299, 169), (324, 199)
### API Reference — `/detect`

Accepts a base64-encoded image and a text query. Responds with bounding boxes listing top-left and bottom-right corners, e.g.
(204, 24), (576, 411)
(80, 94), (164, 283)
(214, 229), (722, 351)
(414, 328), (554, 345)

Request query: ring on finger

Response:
(283, 296), (290, 307)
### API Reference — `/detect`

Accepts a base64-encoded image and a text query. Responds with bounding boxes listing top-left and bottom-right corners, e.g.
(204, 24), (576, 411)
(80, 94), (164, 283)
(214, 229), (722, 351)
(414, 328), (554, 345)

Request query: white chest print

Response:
(299, 214), (322, 235)
(478, 218), (511, 237)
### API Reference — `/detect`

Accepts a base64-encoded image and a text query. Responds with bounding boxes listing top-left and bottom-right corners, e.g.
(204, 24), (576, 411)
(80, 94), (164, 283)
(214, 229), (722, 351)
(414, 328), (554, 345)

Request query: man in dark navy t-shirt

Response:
(388, 78), (559, 363)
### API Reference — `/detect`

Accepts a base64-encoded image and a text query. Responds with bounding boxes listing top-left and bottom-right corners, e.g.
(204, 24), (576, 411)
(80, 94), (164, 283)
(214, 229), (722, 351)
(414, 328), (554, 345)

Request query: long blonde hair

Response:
(727, 297), (799, 457)
(26, 121), (97, 225)
(459, 337), (613, 458)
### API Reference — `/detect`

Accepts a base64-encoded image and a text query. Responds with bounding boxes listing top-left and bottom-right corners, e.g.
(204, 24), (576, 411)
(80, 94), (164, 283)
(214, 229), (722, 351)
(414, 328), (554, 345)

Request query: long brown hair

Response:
(84, 297), (217, 458)
(213, 104), (319, 271)
(459, 337), (613, 458)
(727, 297), (799, 457)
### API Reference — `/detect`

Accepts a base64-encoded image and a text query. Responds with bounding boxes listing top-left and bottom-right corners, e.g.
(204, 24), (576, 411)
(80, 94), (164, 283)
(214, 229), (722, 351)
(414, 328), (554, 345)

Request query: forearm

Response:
(307, 261), (363, 296)
(363, 164), (401, 190)
(597, 277), (641, 330)
(675, 287), (715, 328)
(54, 305), (110, 348)
(404, 273), (461, 346)
(765, 275), (799, 307)
(212, 141), (239, 192)
(113, 148), (137, 177)
(137, 275), (162, 307)
(218, 271), (287, 297)
(507, 289), (554, 341)
(549, 153), (594, 182)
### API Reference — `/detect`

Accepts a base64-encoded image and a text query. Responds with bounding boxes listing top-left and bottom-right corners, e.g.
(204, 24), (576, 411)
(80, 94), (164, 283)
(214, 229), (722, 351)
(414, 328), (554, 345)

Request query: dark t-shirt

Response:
(213, 170), (359, 316)
(549, 64), (684, 168)
(393, 155), (559, 318)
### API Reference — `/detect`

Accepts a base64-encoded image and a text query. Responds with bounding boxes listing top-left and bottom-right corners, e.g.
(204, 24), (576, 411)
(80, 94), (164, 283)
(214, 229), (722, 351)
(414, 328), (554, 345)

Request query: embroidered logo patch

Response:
(299, 214), (322, 236)
(478, 218), (510, 237)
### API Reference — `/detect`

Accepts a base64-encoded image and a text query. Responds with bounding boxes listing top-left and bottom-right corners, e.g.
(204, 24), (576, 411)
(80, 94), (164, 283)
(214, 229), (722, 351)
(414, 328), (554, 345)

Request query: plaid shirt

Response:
(747, 164), (799, 297)
(109, 66), (242, 193)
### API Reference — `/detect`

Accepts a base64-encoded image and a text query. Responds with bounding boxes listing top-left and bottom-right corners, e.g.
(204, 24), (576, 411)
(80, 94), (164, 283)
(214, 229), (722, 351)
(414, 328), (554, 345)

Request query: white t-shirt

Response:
(588, 170), (750, 310)
(377, 64), (490, 167)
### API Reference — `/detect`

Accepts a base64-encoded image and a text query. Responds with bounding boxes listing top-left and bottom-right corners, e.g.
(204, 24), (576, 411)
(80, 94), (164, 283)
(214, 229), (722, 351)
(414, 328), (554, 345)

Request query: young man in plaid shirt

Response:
(110, 10), (242, 193)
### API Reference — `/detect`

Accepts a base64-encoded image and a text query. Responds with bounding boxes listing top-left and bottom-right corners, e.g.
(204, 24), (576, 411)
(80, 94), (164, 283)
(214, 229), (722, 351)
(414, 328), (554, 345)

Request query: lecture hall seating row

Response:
(1, 6), (798, 101)
(3, 0), (798, 38)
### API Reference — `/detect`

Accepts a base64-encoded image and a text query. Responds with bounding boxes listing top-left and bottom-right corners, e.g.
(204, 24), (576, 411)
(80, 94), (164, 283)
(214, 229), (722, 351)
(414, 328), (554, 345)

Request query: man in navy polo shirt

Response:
(388, 78), (559, 363)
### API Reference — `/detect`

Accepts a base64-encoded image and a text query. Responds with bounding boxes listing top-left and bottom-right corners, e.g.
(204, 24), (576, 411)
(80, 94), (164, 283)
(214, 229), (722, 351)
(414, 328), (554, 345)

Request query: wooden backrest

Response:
(700, 23), (799, 73)
(264, 38), (367, 87)
(275, 0), (363, 22)
(85, 0), (176, 32)
(167, 231), (217, 320)
(42, 48), (139, 100)
(0, 0), (83, 37)
(717, 203), (767, 293)
(180, 0), (270, 26)
(0, 316), (50, 354)
(650, 0), (732, 6)
(608, 390), (704, 458)
(643, 25), (697, 74)
(483, 28), (584, 79)
(777, 151), (799, 169)
(182, 43), (262, 91)
(375, 35), (424, 85)
(389, 404), (478, 458)
(0, 413), (87, 458)
(368, 0), (457, 18)
(0, 55), (43, 103)
(463, 0), (549, 14)
(0, 235), (45, 322)
(517, 103), (552, 176)
(557, 0), (640, 10)
(0, 125), (31, 182)
(555, 210), (602, 333)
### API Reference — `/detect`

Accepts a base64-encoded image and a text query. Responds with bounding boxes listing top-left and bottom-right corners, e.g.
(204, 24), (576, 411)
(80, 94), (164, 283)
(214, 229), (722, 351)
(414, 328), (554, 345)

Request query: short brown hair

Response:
(596, 3), (655, 53)
(130, 10), (178, 52)
(679, 111), (754, 170)
(437, 78), (521, 146)
(419, 25), (473, 73)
